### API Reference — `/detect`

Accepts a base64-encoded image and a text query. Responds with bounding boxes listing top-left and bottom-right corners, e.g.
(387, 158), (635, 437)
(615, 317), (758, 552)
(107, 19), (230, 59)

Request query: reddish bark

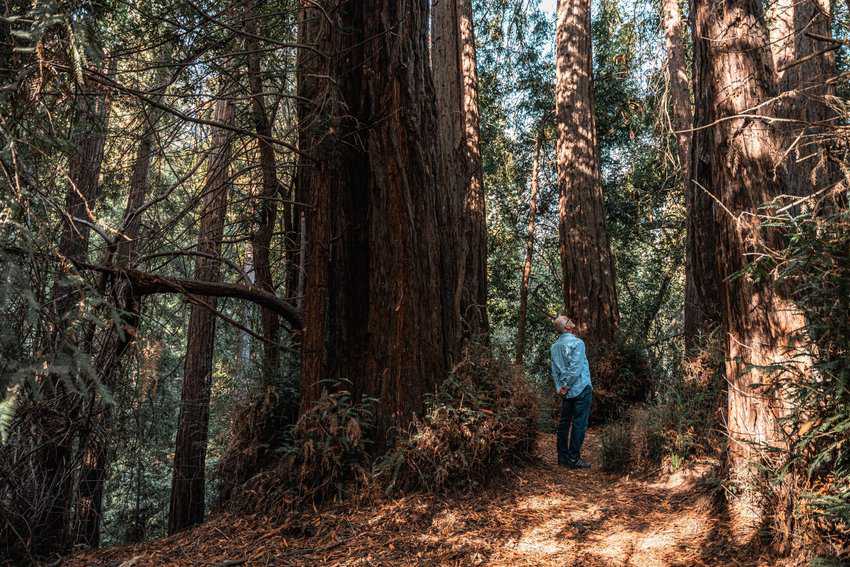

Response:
(432, 0), (489, 348)
(74, 49), (172, 548)
(168, 97), (235, 534)
(554, 0), (619, 347)
(243, 0), (281, 386)
(29, 52), (115, 556)
(692, 0), (807, 541)
(299, 0), (450, 448)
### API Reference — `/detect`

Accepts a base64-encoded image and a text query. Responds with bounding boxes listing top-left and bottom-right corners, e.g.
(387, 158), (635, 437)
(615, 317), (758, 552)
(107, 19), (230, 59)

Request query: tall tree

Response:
(74, 46), (173, 548)
(299, 0), (451, 447)
(21, 48), (115, 556)
(516, 130), (544, 365)
(431, 0), (489, 347)
(168, 96), (235, 533)
(685, 0), (722, 347)
(554, 0), (619, 346)
(692, 0), (807, 541)
(243, 0), (281, 386)
(662, 0), (691, 178)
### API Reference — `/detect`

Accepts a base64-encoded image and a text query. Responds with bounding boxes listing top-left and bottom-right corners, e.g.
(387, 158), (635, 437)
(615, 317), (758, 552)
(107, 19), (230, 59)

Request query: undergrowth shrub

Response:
(759, 195), (850, 556)
(375, 351), (538, 493)
(601, 334), (724, 474)
(228, 386), (374, 520)
(591, 340), (652, 424)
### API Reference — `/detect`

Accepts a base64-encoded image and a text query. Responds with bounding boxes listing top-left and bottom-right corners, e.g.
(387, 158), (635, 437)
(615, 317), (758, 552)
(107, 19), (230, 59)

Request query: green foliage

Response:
(761, 196), (850, 550)
(590, 339), (653, 423)
(376, 351), (538, 493)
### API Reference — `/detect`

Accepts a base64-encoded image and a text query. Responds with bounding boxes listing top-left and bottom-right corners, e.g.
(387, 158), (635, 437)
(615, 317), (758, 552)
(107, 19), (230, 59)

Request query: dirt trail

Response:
(67, 432), (758, 566)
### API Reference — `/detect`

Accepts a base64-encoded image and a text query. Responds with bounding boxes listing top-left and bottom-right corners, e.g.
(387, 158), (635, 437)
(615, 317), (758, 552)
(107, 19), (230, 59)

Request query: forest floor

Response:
(65, 431), (780, 567)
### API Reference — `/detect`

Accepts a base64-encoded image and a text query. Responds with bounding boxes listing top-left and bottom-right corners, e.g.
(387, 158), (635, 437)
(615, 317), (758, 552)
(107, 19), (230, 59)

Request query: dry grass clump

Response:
(600, 420), (632, 473)
(376, 351), (538, 493)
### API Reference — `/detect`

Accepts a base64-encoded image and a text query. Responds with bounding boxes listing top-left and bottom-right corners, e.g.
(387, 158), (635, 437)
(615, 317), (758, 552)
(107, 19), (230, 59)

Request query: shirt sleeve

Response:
(551, 345), (566, 392)
(560, 340), (581, 392)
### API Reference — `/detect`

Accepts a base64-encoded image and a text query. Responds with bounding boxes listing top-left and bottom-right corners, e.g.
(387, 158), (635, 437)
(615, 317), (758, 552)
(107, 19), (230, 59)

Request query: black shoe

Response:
(566, 459), (591, 470)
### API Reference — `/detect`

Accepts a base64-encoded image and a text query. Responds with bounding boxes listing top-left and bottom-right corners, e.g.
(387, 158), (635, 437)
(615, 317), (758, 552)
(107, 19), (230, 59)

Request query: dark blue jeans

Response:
(557, 385), (592, 464)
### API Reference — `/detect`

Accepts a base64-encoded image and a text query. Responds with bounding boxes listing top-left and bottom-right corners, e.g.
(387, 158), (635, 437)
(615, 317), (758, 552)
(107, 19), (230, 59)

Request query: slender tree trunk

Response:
(243, 0), (281, 386)
(432, 0), (488, 349)
(692, 0), (807, 542)
(73, 48), (172, 548)
(24, 51), (114, 556)
(554, 0), (619, 347)
(168, 96), (235, 534)
(299, 0), (451, 449)
(673, 0), (720, 347)
(516, 131), (544, 365)
(237, 249), (254, 385)
(662, 0), (692, 177)
(291, 1), (322, 329)
(685, 0), (722, 347)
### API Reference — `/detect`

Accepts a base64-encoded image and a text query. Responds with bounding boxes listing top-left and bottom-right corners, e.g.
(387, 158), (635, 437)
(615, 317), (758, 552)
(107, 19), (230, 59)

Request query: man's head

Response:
(553, 315), (576, 334)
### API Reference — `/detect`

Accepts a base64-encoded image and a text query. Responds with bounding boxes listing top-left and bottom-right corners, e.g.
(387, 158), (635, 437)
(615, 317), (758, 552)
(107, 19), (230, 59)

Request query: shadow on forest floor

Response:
(63, 431), (775, 566)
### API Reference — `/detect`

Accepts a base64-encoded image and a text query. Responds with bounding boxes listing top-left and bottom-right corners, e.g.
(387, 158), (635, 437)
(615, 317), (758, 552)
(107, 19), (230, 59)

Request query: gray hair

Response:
(554, 315), (576, 333)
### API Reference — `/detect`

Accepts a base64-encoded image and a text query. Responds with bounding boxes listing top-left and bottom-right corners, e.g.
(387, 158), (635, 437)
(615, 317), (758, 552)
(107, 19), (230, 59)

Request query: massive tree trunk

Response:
(299, 0), (450, 448)
(22, 51), (114, 556)
(74, 49), (171, 549)
(431, 0), (488, 348)
(692, 0), (807, 542)
(168, 96), (235, 534)
(767, 0), (835, 196)
(554, 0), (619, 347)
(515, 131), (544, 365)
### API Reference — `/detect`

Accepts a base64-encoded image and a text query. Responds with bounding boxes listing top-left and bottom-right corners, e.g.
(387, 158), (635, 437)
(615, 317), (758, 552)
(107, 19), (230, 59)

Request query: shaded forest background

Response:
(1, 0), (848, 563)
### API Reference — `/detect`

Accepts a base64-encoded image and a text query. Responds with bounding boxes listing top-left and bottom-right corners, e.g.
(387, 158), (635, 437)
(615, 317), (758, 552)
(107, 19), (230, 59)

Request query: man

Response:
(550, 315), (592, 469)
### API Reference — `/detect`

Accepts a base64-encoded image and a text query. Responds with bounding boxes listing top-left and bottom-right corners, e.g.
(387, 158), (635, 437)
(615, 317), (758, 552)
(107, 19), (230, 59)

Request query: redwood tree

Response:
(299, 0), (451, 447)
(432, 0), (488, 348)
(168, 97), (235, 533)
(692, 0), (807, 541)
(74, 47), (172, 548)
(554, 0), (619, 346)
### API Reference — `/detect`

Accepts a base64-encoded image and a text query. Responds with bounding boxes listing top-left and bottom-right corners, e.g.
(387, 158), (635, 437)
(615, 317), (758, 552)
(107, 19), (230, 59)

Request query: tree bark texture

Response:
(432, 0), (489, 348)
(168, 97), (235, 534)
(692, 0), (808, 542)
(555, 0), (619, 347)
(662, 0), (692, 177)
(516, 131), (543, 365)
(685, 0), (722, 347)
(767, 0), (836, 196)
(299, 0), (450, 449)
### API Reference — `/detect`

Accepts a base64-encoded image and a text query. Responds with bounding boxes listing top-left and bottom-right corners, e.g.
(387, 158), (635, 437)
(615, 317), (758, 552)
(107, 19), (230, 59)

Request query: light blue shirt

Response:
(550, 332), (592, 398)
